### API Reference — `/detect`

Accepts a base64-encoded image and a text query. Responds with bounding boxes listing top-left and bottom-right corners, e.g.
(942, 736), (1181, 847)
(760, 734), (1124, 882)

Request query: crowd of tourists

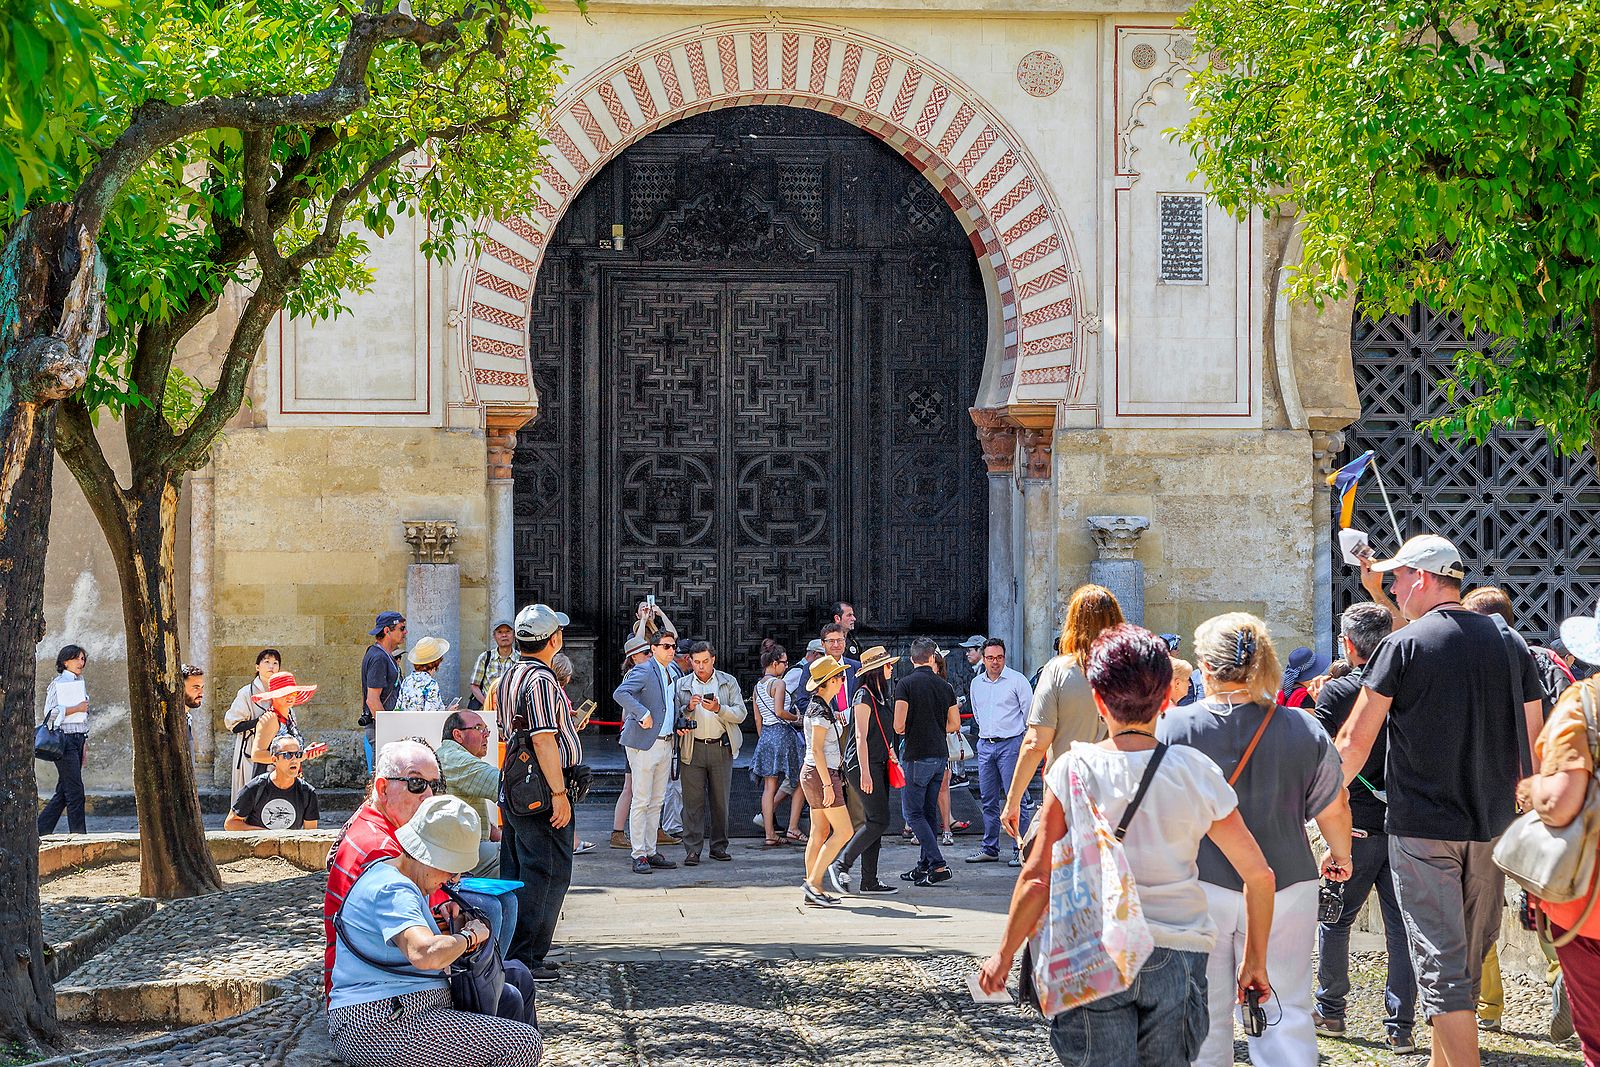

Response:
(36, 528), (1600, 1067)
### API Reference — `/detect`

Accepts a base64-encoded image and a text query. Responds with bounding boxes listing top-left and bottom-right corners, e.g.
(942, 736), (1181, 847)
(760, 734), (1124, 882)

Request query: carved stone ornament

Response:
(633, 136), (817, 263)
(486, 406), (537, 481)
(404, 521), (459, 565)
(1017, 50), (1064, 97)
(1087, 515), (1151, 561)
(1005, 404), (1056, 481)
(969, 407), (1018, 474)
(1311, 429), (1347, 482)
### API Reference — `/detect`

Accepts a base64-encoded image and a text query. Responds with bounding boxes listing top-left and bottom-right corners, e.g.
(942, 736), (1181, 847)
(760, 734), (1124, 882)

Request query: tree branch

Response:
(54, 400), (134, 557)
(241, 130), (290, 284)
(166, 282), (286, 472)
(286, 139), (418, 271)
(126, 321), (177, 469)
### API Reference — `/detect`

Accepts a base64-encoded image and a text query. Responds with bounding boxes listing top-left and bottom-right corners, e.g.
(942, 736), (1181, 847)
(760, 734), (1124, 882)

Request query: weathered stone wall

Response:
(1052, 427), (1316, 657)
(205, 426), (490, 787)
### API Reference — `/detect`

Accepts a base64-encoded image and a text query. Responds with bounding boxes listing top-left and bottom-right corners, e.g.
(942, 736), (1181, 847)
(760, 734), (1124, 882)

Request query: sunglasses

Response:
(275, 751), (304, 760)
(386, 775), (447, 795)
(658, 642), (677, 650)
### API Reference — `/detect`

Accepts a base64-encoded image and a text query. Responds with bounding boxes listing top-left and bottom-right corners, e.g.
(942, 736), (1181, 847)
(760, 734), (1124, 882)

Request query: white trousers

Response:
(662, 777), (684, 835)
(626, 737), (674, 858)
(1195, 877), (1320, 1067)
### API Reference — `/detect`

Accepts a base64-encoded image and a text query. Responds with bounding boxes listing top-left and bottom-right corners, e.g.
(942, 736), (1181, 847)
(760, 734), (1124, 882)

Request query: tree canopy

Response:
(1180, 1), (1600, 455)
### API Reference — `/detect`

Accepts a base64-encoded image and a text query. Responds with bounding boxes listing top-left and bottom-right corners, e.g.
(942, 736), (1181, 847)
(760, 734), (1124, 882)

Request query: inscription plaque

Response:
(1159, 193), (1206, 283)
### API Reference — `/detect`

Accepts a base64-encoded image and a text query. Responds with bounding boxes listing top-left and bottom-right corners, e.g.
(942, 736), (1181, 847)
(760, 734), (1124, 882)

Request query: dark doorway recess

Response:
(512, 106), (990, 679)
(1332, 306), (1600, 643)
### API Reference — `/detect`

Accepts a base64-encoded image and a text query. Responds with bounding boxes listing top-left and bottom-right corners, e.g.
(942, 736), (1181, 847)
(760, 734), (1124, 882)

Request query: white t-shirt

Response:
(802, 700), (844, 770)
(1046, 742), (1238, 953)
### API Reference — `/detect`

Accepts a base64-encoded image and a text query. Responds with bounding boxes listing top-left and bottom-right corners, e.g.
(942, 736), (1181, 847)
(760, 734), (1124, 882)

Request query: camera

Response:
(1241, 988), (1266, 1037)
(1317, 880), (1344, 925)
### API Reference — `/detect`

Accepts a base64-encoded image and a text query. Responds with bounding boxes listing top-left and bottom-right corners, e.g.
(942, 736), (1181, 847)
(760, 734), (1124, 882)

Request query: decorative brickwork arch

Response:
(459, 17), (1086, 409)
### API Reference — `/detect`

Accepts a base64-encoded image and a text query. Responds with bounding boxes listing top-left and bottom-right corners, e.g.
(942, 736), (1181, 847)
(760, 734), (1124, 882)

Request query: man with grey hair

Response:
(1312, 602), (1416, 1053)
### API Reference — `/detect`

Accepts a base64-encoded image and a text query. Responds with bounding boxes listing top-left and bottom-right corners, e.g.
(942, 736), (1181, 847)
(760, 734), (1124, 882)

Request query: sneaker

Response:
(949, 772), (969, 785)
(1552, 974), (1574, 1042)
(646, 852), (677, 869)
(900, 865), (928, 882)
(803, 883), (839, 907)
(965, 850), (1000, 864)
(1387, 1033), (1418, 1054)
(632, 857), (653, 874)
(609, 830), (629, 849)
(941, 831), (955, 846)
(1478, 1017), (1500, 1032)
(526, 964), (560, 982)
(1312, 1010), (1345, 1038)
(574, 839), (596, 855)
(657, 829), (681, 845)
(1008, 853), (1022, 868)
(827, 863), (850, 894)
(858, 881), (899, 895)
(914, 866), (953, 887)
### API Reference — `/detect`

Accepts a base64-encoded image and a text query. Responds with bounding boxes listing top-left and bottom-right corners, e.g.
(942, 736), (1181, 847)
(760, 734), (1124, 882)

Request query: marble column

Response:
(486, 407), (537, 630)
(1007, 405), (1057, 674)
(1312, 430), (1346, 660)
(1087, 516), (1152, 625)
(187, 470), (215, 776)
(970, 408), (1019, 650)
(404, 521), (461, 703)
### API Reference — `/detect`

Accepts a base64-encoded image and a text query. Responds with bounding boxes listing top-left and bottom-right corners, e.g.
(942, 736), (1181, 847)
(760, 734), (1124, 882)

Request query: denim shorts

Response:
(1048, 946), (1209, 1067)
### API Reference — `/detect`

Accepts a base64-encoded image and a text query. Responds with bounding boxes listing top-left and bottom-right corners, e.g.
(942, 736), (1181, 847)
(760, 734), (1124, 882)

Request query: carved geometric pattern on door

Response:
(1333, 305), (1600, 642)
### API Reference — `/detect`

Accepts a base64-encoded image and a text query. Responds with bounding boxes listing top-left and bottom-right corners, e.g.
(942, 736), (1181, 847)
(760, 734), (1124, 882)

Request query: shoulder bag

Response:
(1493, 680), (1600, 945)
(868, 692), (907, 789)
(34, 711), (65, 763)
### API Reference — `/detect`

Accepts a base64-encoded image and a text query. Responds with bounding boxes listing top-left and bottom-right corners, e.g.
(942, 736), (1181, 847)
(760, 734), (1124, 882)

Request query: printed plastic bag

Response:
(1027, 757), (1154, 1017)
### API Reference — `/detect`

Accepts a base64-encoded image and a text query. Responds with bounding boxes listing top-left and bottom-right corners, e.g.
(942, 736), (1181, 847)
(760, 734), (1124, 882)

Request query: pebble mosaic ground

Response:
(29, 821), (1583, 1066)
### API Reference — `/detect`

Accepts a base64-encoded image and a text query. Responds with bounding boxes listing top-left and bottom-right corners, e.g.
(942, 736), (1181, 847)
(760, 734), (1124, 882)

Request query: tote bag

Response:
(1026, 755), (1155, 1017)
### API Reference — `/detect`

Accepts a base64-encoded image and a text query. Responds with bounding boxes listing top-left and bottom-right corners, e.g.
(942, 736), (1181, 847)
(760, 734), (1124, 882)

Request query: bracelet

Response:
(551, 789), (568, 796)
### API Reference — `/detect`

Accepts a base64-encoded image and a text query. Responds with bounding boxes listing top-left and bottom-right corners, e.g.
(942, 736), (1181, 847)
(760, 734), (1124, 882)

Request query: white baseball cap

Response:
(514, 603), (570, 641)
(1369, 534), (1465, 580)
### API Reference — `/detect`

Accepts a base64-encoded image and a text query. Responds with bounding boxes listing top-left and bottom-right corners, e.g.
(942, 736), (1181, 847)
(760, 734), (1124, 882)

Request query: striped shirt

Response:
(496, 657), (582, 768)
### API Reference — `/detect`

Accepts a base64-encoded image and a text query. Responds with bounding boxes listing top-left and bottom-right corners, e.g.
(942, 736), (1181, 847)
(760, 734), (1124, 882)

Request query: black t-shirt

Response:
(232, 772), (319, 830)
(1314, 667), (1387, 835)
(896, 666), (956, 761)
(362, 644), (400, 711)
(1362, 607), (1542, 841)
(845, 681), (896, 766)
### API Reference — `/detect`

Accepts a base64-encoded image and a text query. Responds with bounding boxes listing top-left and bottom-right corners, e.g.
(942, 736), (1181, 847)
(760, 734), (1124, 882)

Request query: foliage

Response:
(1179, 0), (1600, 454)
(24, 0), (567, 439)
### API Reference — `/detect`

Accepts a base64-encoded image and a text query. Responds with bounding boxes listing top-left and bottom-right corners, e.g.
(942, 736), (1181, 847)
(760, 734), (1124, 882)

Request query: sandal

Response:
(950, 820), (972, 833)
(785, 829), (808, 843)
(763, 837), (785, 847)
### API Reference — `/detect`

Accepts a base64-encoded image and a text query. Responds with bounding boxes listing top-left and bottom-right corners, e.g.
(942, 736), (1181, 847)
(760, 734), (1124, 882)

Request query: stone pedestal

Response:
(1087, 516), (1151, 625)
(404, 521), (461, 703)
(970, 408), (1019, 651)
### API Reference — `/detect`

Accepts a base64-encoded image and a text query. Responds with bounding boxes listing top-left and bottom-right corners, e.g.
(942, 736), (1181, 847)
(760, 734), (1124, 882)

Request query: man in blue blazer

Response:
(613, 629), (687, 874)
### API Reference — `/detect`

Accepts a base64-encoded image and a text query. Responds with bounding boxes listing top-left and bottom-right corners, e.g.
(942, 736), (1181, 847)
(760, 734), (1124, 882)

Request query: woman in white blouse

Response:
(38, 644), (92, 835)
(224, 648), (280, 800)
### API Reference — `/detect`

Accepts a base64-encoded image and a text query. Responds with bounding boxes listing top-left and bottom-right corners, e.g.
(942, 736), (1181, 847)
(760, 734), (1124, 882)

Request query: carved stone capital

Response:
(968, 407), (1017, 474)
(404, 520), (459, 565)
(486, 406), (537, 482)
(1311, 429), (1347, 482)
(1005, 404), (1056, 481)
(1087, 515), (1151, 560)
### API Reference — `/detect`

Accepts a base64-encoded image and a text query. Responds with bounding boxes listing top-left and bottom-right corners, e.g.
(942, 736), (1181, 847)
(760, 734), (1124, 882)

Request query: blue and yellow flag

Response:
(1326, 450), (1375, 529)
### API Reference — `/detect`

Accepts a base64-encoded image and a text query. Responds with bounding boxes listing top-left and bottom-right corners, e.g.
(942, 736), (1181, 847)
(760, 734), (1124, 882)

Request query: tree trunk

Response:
(117, 475), (223, 899)
(0, 402), (63, 1055)
(0, 205), (101, 1053)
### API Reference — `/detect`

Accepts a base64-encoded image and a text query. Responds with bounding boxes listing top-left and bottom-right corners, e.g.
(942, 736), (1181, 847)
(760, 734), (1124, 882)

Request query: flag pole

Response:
(1370, 459), (1404, 545)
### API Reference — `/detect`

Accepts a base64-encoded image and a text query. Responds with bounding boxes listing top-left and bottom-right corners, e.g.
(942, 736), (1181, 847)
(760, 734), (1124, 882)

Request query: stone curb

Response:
(48, 898), (156, 983)
(40, 830), (339, 879)
(54, 975), (285, 1026)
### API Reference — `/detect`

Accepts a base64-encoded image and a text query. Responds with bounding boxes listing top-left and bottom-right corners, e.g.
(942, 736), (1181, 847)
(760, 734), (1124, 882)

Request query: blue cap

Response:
(369, 610), (404, 636)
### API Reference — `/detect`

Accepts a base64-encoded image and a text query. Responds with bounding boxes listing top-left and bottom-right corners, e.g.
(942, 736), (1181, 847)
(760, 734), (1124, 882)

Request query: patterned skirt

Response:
(748, 723), (803, 782)
(328, 986), (543, 1067)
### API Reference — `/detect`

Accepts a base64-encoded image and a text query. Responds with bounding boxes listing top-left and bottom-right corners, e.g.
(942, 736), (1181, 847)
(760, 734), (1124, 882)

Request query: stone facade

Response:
(35, 0), (1358, 792)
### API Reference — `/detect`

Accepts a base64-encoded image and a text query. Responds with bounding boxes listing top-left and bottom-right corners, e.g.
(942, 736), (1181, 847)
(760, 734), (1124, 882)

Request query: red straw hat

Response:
(251, 671), (317, 705)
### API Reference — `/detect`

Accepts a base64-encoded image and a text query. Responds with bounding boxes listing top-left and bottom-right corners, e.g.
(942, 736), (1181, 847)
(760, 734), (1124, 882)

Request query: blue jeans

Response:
(500, 804), (574, 968)
(1316, 830), (1416, 1038)
(1048, 947), (1209, 1067)
(977, 734), (1034, 855)
(460, 889), (519, 959)
(901, 756), (948, 869)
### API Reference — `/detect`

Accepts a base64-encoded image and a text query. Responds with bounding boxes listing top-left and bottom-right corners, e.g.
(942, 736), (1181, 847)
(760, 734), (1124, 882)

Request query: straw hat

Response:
(406, 636), (450, 667)
(621, 634), (650, 660)
(1561, 600), (1600, 667)
(858, 645), (898, 675)
(250, 671), (317, 705)
(396, 795), (482, 874)
(806, 654), (847, 692)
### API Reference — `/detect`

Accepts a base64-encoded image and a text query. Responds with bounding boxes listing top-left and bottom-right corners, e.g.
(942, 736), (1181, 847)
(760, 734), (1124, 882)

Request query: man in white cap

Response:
(785, 638), (826, 710)
(494, 602), (581, 980)
(1335, 533), (1545, 1067)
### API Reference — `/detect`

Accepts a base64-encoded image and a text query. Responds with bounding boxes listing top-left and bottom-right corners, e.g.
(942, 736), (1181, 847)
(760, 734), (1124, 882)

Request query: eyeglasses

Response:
(386, 775), (447, 795)
(461, 724), (490, 735)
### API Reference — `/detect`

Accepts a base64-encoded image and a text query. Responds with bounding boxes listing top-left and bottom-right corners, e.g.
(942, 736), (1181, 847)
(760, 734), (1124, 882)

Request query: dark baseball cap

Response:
(369, 610), (404, 636)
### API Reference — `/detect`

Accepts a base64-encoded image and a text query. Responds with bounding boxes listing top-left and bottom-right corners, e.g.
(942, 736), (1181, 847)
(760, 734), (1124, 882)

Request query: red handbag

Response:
(867, 691), (906, 788)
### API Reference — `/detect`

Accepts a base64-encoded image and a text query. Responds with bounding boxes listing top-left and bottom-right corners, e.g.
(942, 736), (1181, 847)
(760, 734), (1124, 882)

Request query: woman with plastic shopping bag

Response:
(979, 625), (1276, 1067)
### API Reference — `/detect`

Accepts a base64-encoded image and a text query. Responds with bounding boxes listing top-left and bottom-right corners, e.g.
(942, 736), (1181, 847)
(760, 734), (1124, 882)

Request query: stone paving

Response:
(30, 807), (1584, 1066)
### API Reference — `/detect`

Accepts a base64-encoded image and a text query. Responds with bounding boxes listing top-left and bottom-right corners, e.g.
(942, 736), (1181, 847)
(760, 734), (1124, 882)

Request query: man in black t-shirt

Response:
(225, 734), (320, 830)
(1313, 602), (1415, 1052)
(1336, 534), (1544, 1064)
(893, 637), (959, 885)
(360, 610), (405, 773)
